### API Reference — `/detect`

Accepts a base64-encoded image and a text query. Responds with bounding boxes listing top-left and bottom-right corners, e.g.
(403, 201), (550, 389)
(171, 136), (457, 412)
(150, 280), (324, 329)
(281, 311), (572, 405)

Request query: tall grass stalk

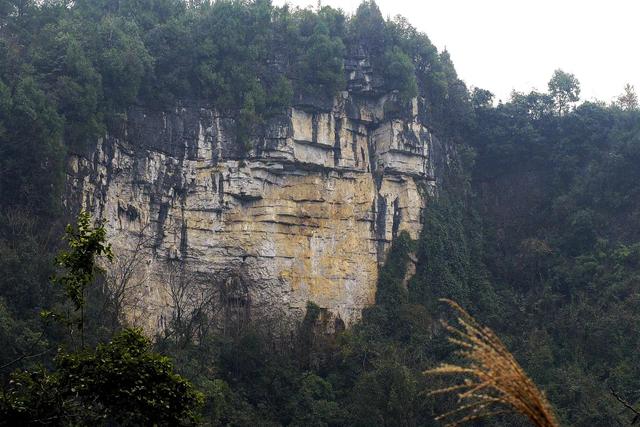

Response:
(425, 299), (559, 427)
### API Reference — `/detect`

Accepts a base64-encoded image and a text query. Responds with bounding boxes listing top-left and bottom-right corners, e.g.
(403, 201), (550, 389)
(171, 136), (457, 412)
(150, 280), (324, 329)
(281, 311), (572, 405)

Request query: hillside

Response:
(2, 1), (640, 425)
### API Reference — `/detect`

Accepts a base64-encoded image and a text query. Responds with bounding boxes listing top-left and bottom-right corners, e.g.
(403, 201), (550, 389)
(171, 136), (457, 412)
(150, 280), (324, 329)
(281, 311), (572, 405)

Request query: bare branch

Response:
(610, 387), (640, 422)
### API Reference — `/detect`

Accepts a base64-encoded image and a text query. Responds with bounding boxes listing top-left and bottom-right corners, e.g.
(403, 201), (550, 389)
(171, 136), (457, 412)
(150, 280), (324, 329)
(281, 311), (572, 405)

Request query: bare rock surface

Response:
(68, 89), (443, 331)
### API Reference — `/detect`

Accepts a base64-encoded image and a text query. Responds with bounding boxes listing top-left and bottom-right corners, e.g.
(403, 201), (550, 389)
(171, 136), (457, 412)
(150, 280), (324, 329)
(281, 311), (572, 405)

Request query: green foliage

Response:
(1, 328), (203, 426)
(52, 212), (112, 313)
(409, 194), (472, 309)
(471, 87), (494, 109)
(0, 74), (65, 216)
(616, 83), (638, 110)
(348, 359), (419, 427)
(288, 372), (343, 426)
(0, 0), (471, 159)
(548, 69), (581, 115)
(94, 15), (153, 110)
(351, 0), (386, 56)
(295, 23), (346, 99)
(8, 2), (640, 426)
(382, 46), (418, 101)
(0, 298), (48, 373)
(467, 83), (640, 425)
(1, 217), (202, 426)
(376, 231), (412, 307)
(0, 3), (469, 426)
(0, 207), (62, 374)
(49, 211), (112, 348)
(61, 328), (203, 425)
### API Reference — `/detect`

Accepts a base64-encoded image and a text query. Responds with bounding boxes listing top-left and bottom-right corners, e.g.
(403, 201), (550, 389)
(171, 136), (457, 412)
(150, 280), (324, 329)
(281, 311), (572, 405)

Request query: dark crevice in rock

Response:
(375, 195), (387, 263)
(392, 197), (401, 239)
(352, 132), (359, 168)
(221, 273), (252, 334)
(365, 127), (384, 192)
(333, 116), (342, 167)
(180, 219), (188, 259)
(100, 137), (117, 220)
(154, 201), (170, 250)
(218, 174), (224, 205)
(232, 193), (262, 203)
(118, 204), (139, 222)
(369, 200), (377, 234)
(311, 113), (319, 144)
(211, 172), (217, 193)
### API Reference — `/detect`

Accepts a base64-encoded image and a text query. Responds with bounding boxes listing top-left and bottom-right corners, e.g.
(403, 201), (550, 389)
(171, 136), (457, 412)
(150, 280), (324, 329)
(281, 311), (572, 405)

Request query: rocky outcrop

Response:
(68, 83), (443, 331)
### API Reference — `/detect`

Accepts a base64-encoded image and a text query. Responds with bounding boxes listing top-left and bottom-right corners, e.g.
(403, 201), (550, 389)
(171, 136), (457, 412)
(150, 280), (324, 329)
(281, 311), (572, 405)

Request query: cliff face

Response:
(68, 67), (445, 330)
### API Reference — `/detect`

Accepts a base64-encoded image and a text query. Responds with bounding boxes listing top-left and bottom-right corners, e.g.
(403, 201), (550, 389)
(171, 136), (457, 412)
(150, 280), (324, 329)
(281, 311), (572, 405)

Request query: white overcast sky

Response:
(273, 0), (640, 103)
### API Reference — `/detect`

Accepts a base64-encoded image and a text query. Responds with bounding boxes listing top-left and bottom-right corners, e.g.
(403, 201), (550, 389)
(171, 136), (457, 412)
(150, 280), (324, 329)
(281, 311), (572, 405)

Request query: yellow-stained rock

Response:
(67, 96), (440, 332)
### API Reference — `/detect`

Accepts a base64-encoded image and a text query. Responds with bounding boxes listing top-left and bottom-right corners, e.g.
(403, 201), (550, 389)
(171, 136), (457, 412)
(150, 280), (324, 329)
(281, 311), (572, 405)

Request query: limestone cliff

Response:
(68, 75), (446, 331)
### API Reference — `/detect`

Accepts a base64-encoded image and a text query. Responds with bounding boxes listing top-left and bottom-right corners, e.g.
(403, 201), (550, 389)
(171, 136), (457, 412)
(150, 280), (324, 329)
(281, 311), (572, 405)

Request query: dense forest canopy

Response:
(2, 0), (640, 425)
(0, 0), (467, 216)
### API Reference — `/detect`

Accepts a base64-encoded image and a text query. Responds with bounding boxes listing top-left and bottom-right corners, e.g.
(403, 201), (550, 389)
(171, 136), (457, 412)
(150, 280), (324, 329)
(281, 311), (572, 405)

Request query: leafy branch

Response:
(49, 211), (112, 348)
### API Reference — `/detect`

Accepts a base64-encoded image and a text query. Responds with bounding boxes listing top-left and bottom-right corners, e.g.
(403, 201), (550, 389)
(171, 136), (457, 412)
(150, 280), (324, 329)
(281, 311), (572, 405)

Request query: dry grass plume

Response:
(424, 299), (559, 427)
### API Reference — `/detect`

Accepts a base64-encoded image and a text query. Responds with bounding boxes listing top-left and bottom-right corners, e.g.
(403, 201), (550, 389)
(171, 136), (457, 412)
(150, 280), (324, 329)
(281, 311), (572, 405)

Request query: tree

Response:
(50, 211), (112, 349)
(351, 0), (386, 56)
(0, 75), (65, 217)
(1, 328), (204, 426)
(94, 15), (153, 110)
(382, 46), (418, 101)
(348, 359), (418, 426)
(100, 224), (154, 334)
(548, 69), (580, 115)
(510, 90), (554, 120)
(471, 87), (494, 109)
(616, 83), (638, 110)
(160, 261), (221, 349)
(1, 213), (203, 425)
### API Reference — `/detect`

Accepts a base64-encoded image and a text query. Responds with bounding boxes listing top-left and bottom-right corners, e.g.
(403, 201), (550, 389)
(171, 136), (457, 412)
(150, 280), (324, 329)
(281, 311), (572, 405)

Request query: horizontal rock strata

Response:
(68, 92), (440, 331)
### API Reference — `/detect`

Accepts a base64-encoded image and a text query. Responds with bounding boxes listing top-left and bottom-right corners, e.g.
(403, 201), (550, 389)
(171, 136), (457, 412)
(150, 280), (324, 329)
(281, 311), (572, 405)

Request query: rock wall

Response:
(68, 91), (442, 331)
